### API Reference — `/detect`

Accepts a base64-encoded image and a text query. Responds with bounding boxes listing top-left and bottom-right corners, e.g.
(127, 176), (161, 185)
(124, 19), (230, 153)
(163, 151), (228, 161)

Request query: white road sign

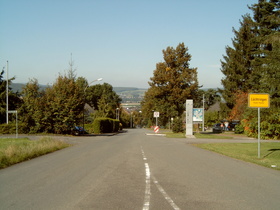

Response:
(153, 112), (159, 118)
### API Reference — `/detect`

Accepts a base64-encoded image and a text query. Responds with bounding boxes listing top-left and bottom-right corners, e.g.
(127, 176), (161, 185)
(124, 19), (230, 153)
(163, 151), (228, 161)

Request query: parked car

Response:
(71, 126), (86, 136)
(212, 123), (223, 133)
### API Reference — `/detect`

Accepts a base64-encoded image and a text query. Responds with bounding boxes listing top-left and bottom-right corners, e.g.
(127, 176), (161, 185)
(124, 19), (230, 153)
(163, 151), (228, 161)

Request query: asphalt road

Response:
(0, 129), (280, 210)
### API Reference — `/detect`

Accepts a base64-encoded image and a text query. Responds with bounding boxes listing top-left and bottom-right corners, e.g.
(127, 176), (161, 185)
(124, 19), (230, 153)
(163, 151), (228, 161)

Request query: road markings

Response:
(141, 147), (180, 210)
(152, 175), (180, 210)
(141, 147), (151, 210)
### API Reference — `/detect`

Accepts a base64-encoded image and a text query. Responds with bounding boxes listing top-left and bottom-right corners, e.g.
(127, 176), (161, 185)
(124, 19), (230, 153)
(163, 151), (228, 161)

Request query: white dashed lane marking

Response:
(141, 147), (180, 210)
(142, 147), (151, 210)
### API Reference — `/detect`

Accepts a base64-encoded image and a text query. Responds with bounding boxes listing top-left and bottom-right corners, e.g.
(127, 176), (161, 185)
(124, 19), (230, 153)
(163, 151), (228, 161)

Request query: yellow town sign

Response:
(248, 93), (270, 108)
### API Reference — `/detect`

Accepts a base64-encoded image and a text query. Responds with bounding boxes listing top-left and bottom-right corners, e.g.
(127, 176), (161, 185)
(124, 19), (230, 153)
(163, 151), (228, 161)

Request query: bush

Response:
(204, 111), (220, 127)
(0, 123), (28, 134)
(234, 124), (244, 134)
(93, 118), (120, 133)
(239, 107), (280, 140)
(84, 124), (94, 134)
(112, 119), (120, 132)
(172, 118), (184, 133)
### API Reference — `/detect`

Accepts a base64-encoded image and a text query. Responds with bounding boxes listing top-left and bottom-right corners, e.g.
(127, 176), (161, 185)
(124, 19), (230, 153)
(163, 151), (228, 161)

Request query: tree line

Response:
(1, 1), (279, 138)
(220, 0), (280, 139)
(0, 66), (125, 134)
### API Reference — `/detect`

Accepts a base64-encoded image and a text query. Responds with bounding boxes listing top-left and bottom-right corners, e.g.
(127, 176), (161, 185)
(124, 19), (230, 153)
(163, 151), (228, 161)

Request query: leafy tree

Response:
(194, 89), (221, 110)
(119, 108), (131, 128)
(0, 69), (22, 124)
(19, 79), (44, 133)
(132, 110), (143, 127)
(87, 83), (121, 119)
(204, 111), (220, 128)
(95, 94), (111, 118)
(142, 43), (200, 127)
(19, 73), (84, 134)
(76, 77), (88, 93)
(45, 74), (84, 133)
(229, 91), (248, 121)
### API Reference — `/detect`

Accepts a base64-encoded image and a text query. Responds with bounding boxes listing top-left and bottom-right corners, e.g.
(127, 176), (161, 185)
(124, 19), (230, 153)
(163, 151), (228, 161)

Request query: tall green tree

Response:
(260, 32), (280, 106)
(220, 0), (280, 139)
(20, 74), (84, 134)
(20, 79), (45, 133)
(250, 0), (280, 105)
(194, 89), (221, 110)
(220, 14), (256, 109)
(142, 43), (200, 126)
(45, 74), (84, 133)
(0, 69), (21, 124)
(221, 0), (280, 108)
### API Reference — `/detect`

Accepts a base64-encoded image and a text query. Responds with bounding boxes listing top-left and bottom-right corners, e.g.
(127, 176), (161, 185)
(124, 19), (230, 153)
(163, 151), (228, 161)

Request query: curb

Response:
(145, 133), (166, 136)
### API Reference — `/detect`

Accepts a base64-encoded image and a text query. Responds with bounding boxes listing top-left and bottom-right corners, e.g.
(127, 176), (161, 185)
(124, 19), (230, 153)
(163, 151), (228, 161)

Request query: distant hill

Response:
(113, 87), (146, 92)
(10, 83), (218, 103)
(10, 83), (25, 92)
(113, 87), (147, 103)
(10, 83), (146, 103)
(10, 83), (48, 92)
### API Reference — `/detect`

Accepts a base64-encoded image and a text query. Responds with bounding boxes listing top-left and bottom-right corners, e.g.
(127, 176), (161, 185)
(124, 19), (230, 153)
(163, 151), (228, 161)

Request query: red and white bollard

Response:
(154, 126), (159, 133)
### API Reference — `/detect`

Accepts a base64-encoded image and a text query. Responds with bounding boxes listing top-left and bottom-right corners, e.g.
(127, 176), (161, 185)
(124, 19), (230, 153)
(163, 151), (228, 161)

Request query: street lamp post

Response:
(130, 112), (132, 128)
(83, 78), (103, 134)
(139, 110), (142, 128)
(116, 108), (119, 120)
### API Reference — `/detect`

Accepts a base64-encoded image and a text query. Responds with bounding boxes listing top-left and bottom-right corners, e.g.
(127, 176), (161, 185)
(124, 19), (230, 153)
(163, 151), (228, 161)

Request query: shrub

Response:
(0, 123), (28, 134)
(93, 118), (120, 133)
(240, 107), (280, 140)
(234, 123), (244, 134)
(84, 124), (94, 134)
(112, 119), (120, 132)
(172, 118), (184, 133)
(204, 111), (220, 127)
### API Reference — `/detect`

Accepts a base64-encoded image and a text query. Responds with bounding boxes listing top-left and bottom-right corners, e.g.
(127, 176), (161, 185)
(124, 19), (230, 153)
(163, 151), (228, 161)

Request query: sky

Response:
(0, 0), (257, 89)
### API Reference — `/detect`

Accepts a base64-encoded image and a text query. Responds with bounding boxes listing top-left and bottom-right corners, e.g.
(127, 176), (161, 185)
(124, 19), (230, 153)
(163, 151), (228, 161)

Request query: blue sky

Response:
(0, 0), (257, 89)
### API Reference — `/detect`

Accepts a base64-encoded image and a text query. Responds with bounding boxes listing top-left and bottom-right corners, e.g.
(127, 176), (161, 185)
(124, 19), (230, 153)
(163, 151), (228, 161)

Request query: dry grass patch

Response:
(0, 137), (70, 169)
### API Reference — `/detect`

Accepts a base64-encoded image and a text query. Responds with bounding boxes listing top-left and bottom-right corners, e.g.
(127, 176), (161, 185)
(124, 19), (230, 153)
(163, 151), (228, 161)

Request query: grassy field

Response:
(194, 142), (280, 170)
(0, 137), (70, 169)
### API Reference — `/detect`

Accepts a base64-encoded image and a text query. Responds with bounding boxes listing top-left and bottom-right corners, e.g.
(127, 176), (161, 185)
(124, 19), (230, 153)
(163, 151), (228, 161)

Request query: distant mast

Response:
(6, 60), (8, 124)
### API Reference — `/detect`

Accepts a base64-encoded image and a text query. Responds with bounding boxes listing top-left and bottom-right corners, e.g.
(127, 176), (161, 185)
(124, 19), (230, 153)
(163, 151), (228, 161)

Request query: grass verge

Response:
(165, 132), (233, 139)
(194, 142), (280, 170)
(0, 137), (70, 169)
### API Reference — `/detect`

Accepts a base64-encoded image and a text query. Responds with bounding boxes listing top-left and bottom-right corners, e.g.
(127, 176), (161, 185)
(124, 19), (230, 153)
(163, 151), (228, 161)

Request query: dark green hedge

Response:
(93, 118), (120, 133)
(0, 123), (28, 134)
(84, 124), (94, 134)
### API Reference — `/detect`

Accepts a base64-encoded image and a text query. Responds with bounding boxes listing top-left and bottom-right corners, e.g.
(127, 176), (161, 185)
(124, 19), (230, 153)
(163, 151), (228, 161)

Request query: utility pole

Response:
(6, 61), (9, 124)
(202, 94), (205, 132)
